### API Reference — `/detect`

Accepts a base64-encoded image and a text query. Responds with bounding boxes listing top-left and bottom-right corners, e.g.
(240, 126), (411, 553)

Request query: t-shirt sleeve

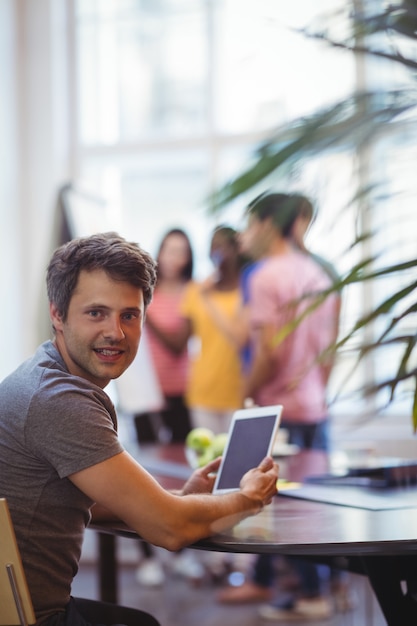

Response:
(26, 380), (123, 479)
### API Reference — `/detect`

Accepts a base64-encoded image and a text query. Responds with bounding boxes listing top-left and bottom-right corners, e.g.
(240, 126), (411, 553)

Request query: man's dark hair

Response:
(47, 232), (157, 320)
(247, 192), (315, 237)
(290, 193), (315, 224)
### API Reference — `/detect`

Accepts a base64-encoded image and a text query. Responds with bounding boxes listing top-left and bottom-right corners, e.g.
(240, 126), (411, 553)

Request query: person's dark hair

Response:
(211, 224), (249, 268)
(156, 228), (194, 281)
(47, 232), (157, 320)
(246, 192), (315, 237)
(290, 193), (315, 224)
(211, 224), (239, 248)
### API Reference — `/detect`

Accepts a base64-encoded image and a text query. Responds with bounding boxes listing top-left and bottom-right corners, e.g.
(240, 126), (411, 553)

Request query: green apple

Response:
(196, 446), (216, 467)
(211, 433), (228, 458)
(185, 427), (214, 452)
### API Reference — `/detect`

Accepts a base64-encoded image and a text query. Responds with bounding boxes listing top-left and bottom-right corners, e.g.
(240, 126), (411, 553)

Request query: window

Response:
(70, 0), (417, 420)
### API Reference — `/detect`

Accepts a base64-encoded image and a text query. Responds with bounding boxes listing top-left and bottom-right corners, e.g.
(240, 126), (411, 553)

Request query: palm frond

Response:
(378, 302), (417, 342)
(209, 91), (416, 212)
(302, 1), (417, 70)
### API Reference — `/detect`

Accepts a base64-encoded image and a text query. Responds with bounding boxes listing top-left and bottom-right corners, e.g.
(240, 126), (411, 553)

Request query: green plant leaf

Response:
(208, 91), (415, 212)
(378, 302), (417, 342)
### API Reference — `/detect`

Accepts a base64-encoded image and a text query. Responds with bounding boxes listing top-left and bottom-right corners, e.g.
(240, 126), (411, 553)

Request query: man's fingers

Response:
(258, 456), (276, 472)
(202, 456), (222, 474)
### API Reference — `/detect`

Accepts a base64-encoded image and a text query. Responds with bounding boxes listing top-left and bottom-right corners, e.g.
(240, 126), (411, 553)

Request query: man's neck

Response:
(265, 237), (292, 258)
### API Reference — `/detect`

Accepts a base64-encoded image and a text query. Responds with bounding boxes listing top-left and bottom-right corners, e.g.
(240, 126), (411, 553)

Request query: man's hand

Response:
(240, 456), (279, 507)
(181, 457), (222, 496)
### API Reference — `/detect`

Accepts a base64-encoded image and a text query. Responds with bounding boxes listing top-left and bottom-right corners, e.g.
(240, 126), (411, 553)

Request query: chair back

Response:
(0, 498), (36, 626)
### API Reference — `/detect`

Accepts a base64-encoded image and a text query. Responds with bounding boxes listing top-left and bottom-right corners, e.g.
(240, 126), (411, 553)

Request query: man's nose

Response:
(103, 316), (125, 340)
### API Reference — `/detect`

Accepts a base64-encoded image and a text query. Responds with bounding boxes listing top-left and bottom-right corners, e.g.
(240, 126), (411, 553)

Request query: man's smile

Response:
(94, 347), (125, 359)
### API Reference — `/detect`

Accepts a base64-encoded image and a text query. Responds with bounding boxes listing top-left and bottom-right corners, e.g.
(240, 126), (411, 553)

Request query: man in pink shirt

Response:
(219, 193), (342, 621)
(244, 195), (337, 433)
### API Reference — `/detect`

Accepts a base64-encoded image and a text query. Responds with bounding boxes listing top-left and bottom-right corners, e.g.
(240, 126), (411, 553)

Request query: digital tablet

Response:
(212, 405), (283, 494)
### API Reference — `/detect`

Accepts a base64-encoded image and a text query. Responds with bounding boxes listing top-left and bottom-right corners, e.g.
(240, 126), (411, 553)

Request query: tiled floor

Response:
(72, 537), (387, 626)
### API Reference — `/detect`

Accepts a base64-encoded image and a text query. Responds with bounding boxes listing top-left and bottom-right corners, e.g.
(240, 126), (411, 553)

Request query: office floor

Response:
(72, 538), (387, 626)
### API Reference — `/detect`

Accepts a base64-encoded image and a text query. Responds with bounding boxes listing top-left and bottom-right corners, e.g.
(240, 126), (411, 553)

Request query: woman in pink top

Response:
(135, 229), (200, 587)
(134, 228), (193, 443)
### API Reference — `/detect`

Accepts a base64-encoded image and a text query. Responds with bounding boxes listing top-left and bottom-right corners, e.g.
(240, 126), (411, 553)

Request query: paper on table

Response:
(280, 483), (417, 511)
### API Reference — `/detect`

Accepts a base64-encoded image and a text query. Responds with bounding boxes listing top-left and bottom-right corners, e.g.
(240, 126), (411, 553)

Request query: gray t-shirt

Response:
(0, 340), (123, 624)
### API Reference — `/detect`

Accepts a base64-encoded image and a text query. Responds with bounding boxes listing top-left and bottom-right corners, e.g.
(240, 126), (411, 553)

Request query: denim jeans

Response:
(253, 419), (331, 597)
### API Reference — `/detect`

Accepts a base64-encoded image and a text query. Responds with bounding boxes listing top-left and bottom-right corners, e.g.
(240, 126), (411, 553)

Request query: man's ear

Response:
(49, 302), (64, 330)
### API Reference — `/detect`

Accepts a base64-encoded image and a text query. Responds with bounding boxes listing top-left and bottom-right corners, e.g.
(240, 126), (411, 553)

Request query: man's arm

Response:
(90, 457), (222, 521)
(244, 322), (276, 399)
(69, 450), (278, 552)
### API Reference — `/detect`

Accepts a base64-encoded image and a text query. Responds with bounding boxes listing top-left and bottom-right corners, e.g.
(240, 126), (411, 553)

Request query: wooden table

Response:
(90, 443), (417, 626)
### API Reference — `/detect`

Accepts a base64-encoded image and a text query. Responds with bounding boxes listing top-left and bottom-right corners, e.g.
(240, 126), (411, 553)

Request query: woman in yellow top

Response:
(179, 226), (246, 434)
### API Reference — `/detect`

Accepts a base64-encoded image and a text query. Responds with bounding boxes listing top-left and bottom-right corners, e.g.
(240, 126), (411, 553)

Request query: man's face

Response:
(240, 215), (269, 259)
(50, 269), (144, 389)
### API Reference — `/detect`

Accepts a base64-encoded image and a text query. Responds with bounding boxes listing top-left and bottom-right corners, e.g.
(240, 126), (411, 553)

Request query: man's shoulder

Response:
(256, 250), (308, 274)
(0, 341), (57, 392)
(310, 252), (340, 283)
(19, 340), (64, 372)
(293, 250), (336, 286)
(253, 250), (333, 294)
(1, 340), (107, 406)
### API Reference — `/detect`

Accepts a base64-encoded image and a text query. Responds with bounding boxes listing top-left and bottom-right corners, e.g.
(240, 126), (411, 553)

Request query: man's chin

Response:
(109, 360), (133, 381)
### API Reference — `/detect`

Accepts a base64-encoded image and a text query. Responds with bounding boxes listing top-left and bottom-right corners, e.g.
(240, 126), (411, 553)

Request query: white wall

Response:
(0, 0), (72, 380)
(0, 0), (22, 378)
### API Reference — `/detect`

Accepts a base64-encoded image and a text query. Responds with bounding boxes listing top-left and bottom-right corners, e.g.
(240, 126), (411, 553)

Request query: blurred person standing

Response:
(179, 225), (246, 434)
(178, 225), (248, 581)
(218, 193), (342, 621)
(134, 228), (195, 586)
(140, 225), (247, 584)
(136, 228), (194, 444)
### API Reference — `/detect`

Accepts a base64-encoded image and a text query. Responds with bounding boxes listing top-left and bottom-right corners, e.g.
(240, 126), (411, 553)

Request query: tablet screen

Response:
(213, 406), (282, 493)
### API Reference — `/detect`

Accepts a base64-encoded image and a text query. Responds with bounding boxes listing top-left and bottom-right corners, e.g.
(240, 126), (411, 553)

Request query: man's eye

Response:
(88, 310), (102, 318)
(123, 313), (138, 321)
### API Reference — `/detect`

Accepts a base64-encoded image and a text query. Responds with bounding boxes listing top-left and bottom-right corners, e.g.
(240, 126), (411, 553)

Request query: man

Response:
(0, 232), (278, 626)
(218, 194), (341, 621)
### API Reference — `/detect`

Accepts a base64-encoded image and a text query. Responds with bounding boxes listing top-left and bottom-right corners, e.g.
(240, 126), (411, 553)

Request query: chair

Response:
(1, 498), (161, 626)
(0, 498), (36, 626)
